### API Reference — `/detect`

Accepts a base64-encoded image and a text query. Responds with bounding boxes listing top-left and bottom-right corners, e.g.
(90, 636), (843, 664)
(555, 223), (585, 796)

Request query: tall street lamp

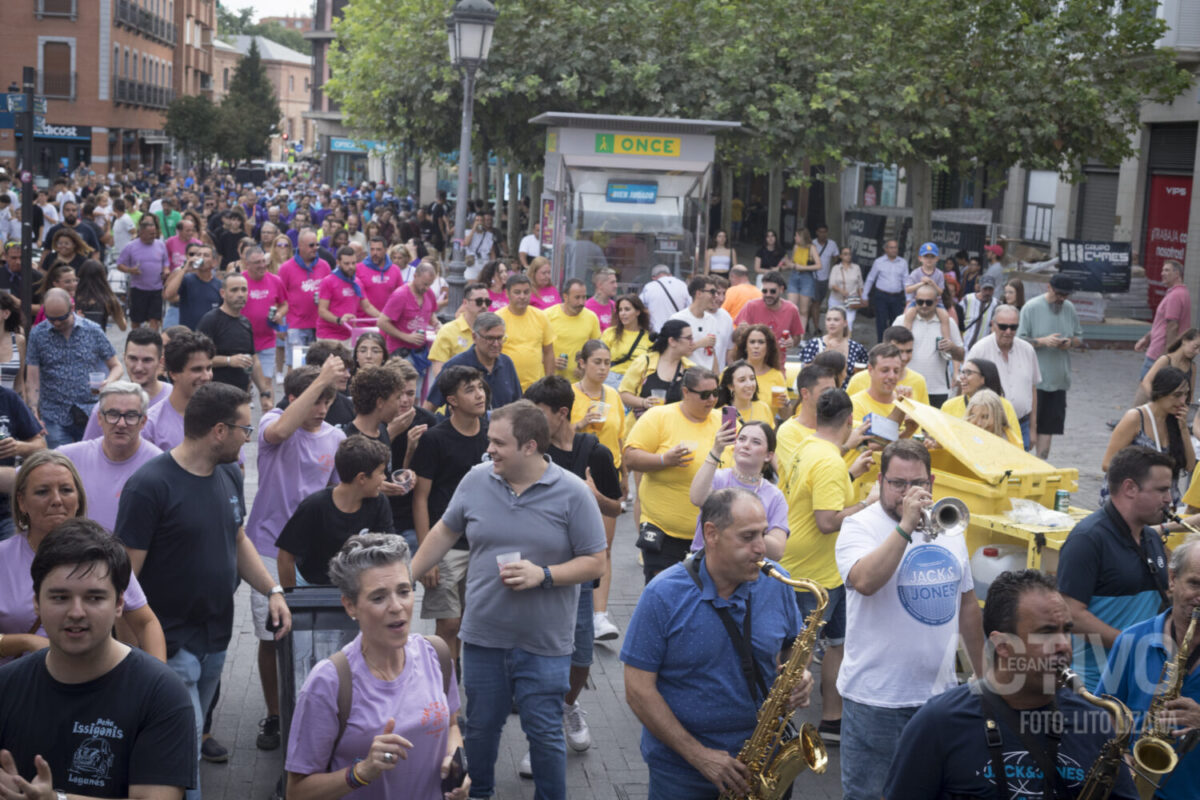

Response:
(445, 0), (498, 311)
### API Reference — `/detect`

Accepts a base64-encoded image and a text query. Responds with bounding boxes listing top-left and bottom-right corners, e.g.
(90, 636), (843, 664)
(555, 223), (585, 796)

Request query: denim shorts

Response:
(572, 586), (594, 668)
(796, 583), (847, 645)
(788, 270), (817, 298)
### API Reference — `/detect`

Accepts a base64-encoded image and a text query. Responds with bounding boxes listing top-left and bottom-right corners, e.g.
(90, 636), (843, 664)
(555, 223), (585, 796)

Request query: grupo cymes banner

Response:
(898, 219), (988, 265)
(844, 211), (888, 271)
(1057, 239), (1132, 294)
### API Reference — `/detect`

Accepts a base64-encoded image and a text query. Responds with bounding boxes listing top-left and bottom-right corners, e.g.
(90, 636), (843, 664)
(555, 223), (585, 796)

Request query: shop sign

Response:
(594, 134), (680, 157)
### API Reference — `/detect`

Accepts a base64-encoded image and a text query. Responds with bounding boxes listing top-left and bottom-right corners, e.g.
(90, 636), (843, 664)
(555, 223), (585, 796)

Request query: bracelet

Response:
(707, 453), (722, 466)
(345, 759), (369, 789)
(895, 524), (913, 544)
(659, 453), (665, 466)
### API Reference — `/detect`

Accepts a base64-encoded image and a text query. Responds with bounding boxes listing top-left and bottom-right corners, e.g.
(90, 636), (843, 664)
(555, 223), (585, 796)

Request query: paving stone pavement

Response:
(162, 330), (1137, 800)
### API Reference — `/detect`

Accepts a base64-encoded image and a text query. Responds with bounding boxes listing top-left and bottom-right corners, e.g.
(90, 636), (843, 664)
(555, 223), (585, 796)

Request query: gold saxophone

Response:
(1058, 666), (1135, 800)
(1131, 606), (1200, 800)
(718, 561), (829, 800)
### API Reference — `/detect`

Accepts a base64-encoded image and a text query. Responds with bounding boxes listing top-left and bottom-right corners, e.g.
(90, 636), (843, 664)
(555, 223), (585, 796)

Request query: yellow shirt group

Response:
(498, 305), (555, 390)
(775, 416), (816, 486)
(940, 394), (1024, 449)
(602, 326), (652, 377)
(546, 305), (602, 379)
(846, 367), (930, 406)
(428, 317), (473, 363)
(571, 383), (626, 468)
(781, 436), (854, 589)
(625, 404), (723, 539)
(755, 367), (789, 410)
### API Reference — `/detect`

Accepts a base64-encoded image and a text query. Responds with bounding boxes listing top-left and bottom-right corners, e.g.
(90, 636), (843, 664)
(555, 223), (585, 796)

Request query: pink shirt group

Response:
(530, 285), (562, 310)
(279, 256), (332, 331)
(380, 285), (437, 353)
(165, 235), (202, 271)
(488, 289), (509, 311)
(585, 297), (615, 330)
(355, 261), (404, 311)
(1148, 283), (1193, 360)
(316, 272), (366, 341)
(244, 271), (288, 352)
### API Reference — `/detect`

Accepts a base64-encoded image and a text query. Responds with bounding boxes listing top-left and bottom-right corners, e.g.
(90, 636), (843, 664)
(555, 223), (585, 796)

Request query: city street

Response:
(193, 341), (1140, 800)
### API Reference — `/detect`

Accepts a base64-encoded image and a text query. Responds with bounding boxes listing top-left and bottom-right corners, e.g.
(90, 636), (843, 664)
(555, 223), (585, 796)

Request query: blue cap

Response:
(919, 242), (940, 257)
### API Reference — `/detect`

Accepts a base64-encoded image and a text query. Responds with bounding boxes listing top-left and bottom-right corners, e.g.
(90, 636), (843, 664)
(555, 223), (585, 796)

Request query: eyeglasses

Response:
(275, 241), (290, 247)
(687, 388), (719, 400)
(677, 334), (694, 341)
(478, 333), (507, 344)
(761, 288), (779, 296)
(884, 478), (931, 491)
(101, 410), (144, 425)
(226, 422), (254, 436)
(995, 323), (1019, 332)
(470, 298), (490, 307)
(959, 368), (981, 378)
(914, 299), (936, 307)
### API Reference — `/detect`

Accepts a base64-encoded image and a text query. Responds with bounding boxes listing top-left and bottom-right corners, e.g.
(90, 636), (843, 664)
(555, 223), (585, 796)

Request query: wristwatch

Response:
(268, 584), (285, 596)
(540, 566), (554, 589)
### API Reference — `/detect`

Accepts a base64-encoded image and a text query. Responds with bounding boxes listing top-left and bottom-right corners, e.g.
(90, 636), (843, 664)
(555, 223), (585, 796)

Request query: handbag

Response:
(636, 521), (666, 554)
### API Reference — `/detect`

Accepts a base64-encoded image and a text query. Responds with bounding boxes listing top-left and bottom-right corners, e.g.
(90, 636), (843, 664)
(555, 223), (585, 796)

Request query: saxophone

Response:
(718, 561), (829, 800)
(1058, 666), (1135, 800)
(1131, 606), (1200, 800)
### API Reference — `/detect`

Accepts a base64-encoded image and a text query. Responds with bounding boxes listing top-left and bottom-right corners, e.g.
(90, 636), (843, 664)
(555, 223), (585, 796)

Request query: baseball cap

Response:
(984, 244), (1004, 257)
(978, 276), (998, 289)
(1049, 273), (1074, 293)
(919, 242), (939, 257)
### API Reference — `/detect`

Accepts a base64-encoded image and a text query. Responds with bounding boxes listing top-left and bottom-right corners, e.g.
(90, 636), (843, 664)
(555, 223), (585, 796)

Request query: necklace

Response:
(361, 639), (406, 681)
(733, 468), (762, 486)
(576, 381), (602, 401)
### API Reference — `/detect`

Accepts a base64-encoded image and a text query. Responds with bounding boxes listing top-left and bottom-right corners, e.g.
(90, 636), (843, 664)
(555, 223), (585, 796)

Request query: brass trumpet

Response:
(918, 497), (969, 542)
(1163, 508), (1200, 537)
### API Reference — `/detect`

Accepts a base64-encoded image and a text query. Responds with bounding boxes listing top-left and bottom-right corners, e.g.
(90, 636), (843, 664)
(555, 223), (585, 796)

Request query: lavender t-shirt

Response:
(245, 408), (345, 558)
(58, 437), (163, 532)
(82, 382), (170, 441)
(117, 238), (170, 291)
(689, 470), (791, 551)
(286, 633), (460, 800)
(141, 396), (184, 452)
(0, 534), (147, 665)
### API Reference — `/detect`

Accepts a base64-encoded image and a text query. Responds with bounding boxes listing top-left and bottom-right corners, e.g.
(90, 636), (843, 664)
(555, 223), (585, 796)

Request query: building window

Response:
(36, 0), (76, 19)
(287, 118), (295, 139)
(1023, 170), (1057, 244)
(114, 46), (121, 77)
(40, 40), (74, 98)
(304, 77), (310, 91)
(223, 68), (229, 91)
(288, 75), (295, 93)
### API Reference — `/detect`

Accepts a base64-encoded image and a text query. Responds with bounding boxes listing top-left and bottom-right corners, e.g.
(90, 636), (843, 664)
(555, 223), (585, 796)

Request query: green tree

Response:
(214, 39), (282, 162)
(164, 94), (218, 167)
(216, 1), (252, 35)
(247, 21), (311, 55)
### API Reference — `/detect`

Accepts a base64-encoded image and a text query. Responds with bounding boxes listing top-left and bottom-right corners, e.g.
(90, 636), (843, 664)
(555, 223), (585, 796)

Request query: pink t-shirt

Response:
(380, 285), (437, 353)
(244, 271), (288, 352)
(82, 381), (170, 441)
(316, 272), (366, 341)
(355, 262), (404, 311)
(245, 408), (345, 557)
(585, 297), (616, 330)
(0, 534), (147, 666)
(278, 256), (332, 331)
(165, 235), (202, 271)
(58, 437), (163, 532)
(734, 298), (805, 344)
(286, 633), (460, 800)
(530, 286), (562, 310)
(1148, 283), (1193, 359)
(488, 289), (509, 311)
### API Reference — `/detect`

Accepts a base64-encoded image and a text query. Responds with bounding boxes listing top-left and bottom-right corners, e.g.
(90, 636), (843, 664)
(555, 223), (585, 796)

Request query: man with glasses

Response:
(967, 305), (1040, 450)
(671, 276), (731, 373)
(117, 382), (292, 800)
(60, 381), (161, 532)
(1017, 273), (1083, 460)
(623, 367), (725, 583)
(279, 230), (332, 358)
(834, 439), (983, 800)
(894, 282), (963, 408)
(734, 270), (803, 350)
(428, 282), (489, 388)
(425, 311), (521, 411)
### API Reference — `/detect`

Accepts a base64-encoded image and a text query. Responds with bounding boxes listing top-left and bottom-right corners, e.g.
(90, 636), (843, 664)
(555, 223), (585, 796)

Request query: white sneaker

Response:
(518, 751), (532, 779)
(593, 611), (620, 642)
(563, 701), (591, 752)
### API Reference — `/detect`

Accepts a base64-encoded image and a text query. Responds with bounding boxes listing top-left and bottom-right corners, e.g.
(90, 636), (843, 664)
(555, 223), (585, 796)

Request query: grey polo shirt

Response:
(442, 459), (607, 656)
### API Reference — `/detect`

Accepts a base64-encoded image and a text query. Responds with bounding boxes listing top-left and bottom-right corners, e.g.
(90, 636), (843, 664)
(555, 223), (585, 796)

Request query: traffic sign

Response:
(5, 95), (47, 114)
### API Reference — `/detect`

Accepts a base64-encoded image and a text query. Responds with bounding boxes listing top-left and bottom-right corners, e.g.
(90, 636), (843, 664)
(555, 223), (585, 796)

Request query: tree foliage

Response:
(164, 94), (218, 163)
(217, 1), (311, 54)
(213, 39), (282, 162)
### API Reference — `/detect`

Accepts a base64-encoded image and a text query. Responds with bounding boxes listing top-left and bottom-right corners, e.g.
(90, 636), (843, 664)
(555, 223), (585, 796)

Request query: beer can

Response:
(1054, 490), (1070, 513)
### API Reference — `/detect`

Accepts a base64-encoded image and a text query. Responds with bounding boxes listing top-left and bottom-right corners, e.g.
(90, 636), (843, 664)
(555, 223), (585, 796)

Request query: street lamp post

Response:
(445, 0), (498, 312)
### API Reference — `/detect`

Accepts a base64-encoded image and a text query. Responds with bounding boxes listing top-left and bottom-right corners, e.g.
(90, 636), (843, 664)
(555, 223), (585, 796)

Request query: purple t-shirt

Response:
(0, 534), (147, 666)
(286, 633), (460, 800)
(118, 238), (170, 291)
(82, 382), (170, 441)
(380, 285), (437, 354)
(245, 408), (345, 558)
(141, 396), (184, 452)
(689, 470), (790, 551)
(585, 298), (615, 331)
(58, 437), (163, 532)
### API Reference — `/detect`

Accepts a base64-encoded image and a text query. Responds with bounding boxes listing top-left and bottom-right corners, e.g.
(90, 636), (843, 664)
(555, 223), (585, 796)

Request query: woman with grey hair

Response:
(285, 534), (467, 800)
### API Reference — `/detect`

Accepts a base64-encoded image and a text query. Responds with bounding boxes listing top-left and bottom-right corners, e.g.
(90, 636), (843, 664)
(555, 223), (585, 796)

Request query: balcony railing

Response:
(115, 0), (178, 47)
(39, 72), (76, 100)
(113, 77), (174, 109)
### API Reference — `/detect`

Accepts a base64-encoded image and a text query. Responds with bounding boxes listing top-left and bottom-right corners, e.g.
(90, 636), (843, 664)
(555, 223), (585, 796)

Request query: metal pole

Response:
(446, 64), (476, 312)
(19, 66), (35, 333)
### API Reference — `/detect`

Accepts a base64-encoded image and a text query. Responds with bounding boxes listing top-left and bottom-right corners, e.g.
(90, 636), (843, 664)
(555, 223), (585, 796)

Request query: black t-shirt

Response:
(882, 682), (1139, 800)
(410, 416), (488, 550)
(178, 273), (223, 330)
(197, 308), (254, 391)
(0, 648), (197, 797)
(0, 387), (42, 519)
(339, 419), (390, 464)
(388, 406), (438, 531)
(547, 433), (621, 501)
(755, 247), (785, 272)
(275, 488), (394, 585)
(115, 453), (245, 657)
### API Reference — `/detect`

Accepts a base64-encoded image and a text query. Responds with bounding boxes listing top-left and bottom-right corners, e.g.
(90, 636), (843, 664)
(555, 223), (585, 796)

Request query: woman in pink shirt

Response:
(478, 260), (509, 311)
(527, 256), (561, 310)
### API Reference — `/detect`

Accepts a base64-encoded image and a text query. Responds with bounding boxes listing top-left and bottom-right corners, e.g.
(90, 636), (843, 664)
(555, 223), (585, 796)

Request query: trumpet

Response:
(1163, 508), (1200, 538)
(918, 497), (969, 542)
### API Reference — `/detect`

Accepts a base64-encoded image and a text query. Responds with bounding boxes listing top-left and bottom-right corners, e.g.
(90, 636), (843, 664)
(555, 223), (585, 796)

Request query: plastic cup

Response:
(292, 345), (308, 369)
(679, 440), (698, 454)
(496, 551), (522, 568)
(650, 389), (667, 401)
(771, 386), (788, 406)
(589, 401), (609, 422)
(89, 371), (106, 396)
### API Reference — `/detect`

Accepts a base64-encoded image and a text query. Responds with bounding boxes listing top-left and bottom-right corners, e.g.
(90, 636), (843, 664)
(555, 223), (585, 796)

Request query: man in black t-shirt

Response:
(0, 385), (46, 540)
(276, 437), (394, 586)
(0, 520), (195, 799)
(411, 365), (489, 663)
(883, 570), (1139, 800)
(380, 358), (436, 552)
(197, 273), (272, 412)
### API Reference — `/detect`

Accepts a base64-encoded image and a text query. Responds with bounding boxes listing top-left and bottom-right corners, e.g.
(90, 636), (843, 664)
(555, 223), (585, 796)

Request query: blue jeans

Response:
(44, 419), (86, 449)
(870, 290), (906, 343)
(841, 697), (919, 800)
(462, 643), (571, 799)
(572, 587), (594, 668)
(167, 647), (227, 800)
(648, 766), (720, 800)
(1019, 415), (1032, 451)
(1141, 355), (1157, 379)
(397, 528), (419, 556)
(163, 303), (180, 328)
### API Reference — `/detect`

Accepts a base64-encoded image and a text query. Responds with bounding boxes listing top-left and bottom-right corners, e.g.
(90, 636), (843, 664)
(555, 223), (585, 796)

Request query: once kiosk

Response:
(530, 112), (739, 292)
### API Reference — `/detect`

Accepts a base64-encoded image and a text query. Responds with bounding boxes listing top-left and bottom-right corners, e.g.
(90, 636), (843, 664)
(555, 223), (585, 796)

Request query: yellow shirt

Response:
(571, 383), (626, 469)
(781, 437), (853, 589)
(1184, 463), (1200, 510)
(602, 326), (652, 376)
(846, 367), (930, 406)
(618, 352), (695, 398)
(428, 317), (473, 363)
(755, 368), (788, 411)
(734, 400), (775, 426)
(625, 404), (723, 539)
(498, 305), (555, 390)
(940, 394), (1024, 449)
(776, 417), (816, 486)
(546, 305), (602, 379)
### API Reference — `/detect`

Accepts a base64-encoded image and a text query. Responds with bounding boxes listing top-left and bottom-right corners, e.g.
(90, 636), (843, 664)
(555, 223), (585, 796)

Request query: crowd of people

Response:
(0, 163), (1197, 800)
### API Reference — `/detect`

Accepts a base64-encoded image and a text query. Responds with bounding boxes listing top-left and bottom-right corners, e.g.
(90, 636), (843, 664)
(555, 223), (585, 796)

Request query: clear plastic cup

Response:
(679, 440), (699, 454)
(589, 401), (609, 422)
(89, 371), (106, 396)
(771, 386), (788, 406)
(496, 551), (522, 569)
(650, 389), (667, 401)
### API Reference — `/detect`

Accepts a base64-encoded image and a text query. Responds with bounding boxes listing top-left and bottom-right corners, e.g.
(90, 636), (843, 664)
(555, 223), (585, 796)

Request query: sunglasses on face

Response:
(47, 311), (72, 322)
(470, 297), (490, 307)
(687, 388), (718, 400)
(761, 288), (779, 296)
(995, 323), (1018, 332)
(914, 299), (936, 307)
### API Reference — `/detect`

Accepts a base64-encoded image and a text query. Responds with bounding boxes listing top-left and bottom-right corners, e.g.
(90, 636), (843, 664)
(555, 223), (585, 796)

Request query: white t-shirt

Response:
(670, 306), (731, 373)
(893, 312), (963, 396)
(966, 334), (1041, 419)
(835, 502), (974, 708)
(55, 190), (76, 210)
(640, 275), (691, 334)
(812, 237), (838, 281)
(518, 234), (540, 260)
(111, 214), (136, 254)
(40, 202), (60, 228)
(148, 198), (164, 215)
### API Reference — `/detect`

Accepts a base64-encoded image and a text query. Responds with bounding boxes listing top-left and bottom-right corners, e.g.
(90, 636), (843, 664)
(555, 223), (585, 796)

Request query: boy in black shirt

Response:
(382, 358), (437, 553)
(276, 437), (395, 586)
(411, 364), (489, 664)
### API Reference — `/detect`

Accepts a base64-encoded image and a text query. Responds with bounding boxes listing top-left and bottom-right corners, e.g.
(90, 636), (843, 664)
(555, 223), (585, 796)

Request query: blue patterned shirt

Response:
(26, 316), (115, 425)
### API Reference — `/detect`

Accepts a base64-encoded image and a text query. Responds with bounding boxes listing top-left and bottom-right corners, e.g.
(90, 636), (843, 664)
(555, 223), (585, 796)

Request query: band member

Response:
(1100, 533), (1200, 800)
(883, 569), (1139, 799)
(621, 488), (814, 799)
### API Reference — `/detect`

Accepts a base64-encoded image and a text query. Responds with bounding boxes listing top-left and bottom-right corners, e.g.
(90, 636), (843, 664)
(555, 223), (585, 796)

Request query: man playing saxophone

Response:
(1100, 533), (1200, 800)
(621, 488), (815, 799)
(884, 570), (1139, 799)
